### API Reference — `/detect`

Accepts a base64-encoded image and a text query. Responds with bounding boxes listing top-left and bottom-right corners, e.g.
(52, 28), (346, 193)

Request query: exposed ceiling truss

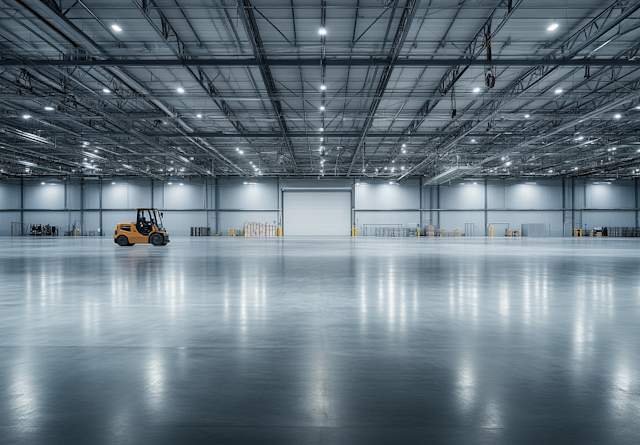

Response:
(0, 0), (639, 182)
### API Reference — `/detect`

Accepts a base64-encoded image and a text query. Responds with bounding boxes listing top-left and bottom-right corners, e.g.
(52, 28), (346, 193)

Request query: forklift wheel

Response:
(150, 233), (164, 246)
(116, 235), (130, 247)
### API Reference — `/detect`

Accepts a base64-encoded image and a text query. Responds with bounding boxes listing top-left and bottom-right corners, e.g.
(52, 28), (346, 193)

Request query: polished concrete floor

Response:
(0, 236), (639, 444)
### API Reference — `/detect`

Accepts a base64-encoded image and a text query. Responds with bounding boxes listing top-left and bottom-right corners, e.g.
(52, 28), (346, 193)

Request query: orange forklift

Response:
(114, 208), (170, 247)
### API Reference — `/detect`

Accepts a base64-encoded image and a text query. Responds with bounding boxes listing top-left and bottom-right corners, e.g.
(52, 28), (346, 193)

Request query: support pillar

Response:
(214, 177), (220, 234)
(20, 178), (24, 226)
(419, 179), (423, 230)
(436, 185), (440, 229)
(99, 178), (103, 236)
(80, 177), (84, 235)
(484, 179), (488, 237)
(635, 178), (640, 227)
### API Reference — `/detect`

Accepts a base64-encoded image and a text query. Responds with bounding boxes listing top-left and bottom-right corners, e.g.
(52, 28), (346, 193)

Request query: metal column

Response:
(80, 177), (84, 235)
(635, 178), (640, 227)
(214, 177), (220, 234)
(419, 180), (423, 230)
(484, 179), (488, 236)
(20, 178), (23, 226)
(436, 185), (440, 229)
(99, 178), (103, 236)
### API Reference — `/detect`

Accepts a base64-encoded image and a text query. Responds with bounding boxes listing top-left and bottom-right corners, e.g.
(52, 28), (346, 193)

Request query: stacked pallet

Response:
(190, 227), (211, 236)
(244, 222), (277, 237)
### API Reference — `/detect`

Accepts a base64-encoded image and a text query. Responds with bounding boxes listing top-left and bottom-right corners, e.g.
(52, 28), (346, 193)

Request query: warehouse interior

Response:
(1, 0), (640, 443)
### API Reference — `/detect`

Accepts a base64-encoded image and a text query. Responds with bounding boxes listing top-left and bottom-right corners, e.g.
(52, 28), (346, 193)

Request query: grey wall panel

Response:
(574, 179), (586, 209)
(161, 211), (208, 236)
(0, 211), (21, 235)
(583, 210), (635, 228)
(102, 183), (129, 209)
(83, 211), (100, 234)
(153, 182), (164, 208)
(505, 181), (562, 209)
(23, 211), (71, 229)
(23, 182), (65, 209)
(422, 186), (432, 209)
(0, 180), (21, 209)
(66, 183), (81, 209)
(206, 180), (215, 209)
(439, 211), (484, 236)
(101, 211), (132, 235)
(127, 179), (152, 208)
(162, 180), (205, 210)
(487, 211), (563, 237)
(486, 182), (505, 209)
(219, 178), (277, 209)
(284, 191), (351, 235)
(355, 211), (420, 235)
(439, 182), (484, 209)
(83, 183), (100, 209)
(586, 182), (635, 209)
(355, 181), (419, 209)
(220, 211), (279, 234)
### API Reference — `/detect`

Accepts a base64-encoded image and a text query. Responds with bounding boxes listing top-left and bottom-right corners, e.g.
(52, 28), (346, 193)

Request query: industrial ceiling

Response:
(1, 0), (640, 182)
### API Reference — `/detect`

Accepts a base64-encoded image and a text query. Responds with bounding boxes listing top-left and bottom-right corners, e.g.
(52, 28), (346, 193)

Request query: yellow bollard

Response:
(417, 228), (420, 237)
(491, 225), (494, 237)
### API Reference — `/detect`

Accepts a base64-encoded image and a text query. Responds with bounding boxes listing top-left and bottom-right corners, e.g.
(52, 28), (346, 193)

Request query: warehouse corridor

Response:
(0, 237), (638, 444)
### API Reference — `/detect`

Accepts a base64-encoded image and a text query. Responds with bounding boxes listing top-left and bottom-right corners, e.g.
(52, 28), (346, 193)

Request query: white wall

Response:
(0, 177), (638, 236)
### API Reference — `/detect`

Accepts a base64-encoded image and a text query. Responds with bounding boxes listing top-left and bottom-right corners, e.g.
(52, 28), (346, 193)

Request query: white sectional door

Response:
(283, 191), (351, 235)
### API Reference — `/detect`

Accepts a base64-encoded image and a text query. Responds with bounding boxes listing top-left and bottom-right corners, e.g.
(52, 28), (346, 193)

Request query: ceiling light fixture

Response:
(44, 106), (54, 111)
(196, 114), (202, 118)
(320, 85), (326, 91)
(614, 114), (622, 119)
(22, 114), (30, 119)
(102, 88), (110, 93)
(524, 114), (530, 118)
(177, 87), (185, 93)
(473, 87), (481, 93)
(111, 24), (122, 32)
(555, 88), (563, 94)
(548, 23), (559, 31)
(320, 106), (325, 111)
(319, 28), (327, 35)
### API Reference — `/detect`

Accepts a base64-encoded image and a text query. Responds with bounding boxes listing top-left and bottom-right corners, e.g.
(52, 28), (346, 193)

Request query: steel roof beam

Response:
(5, 58), (640, 67)
(346, 0), (421, 177)
(236, 0), (299, 174)
(401, 0), (640, 180)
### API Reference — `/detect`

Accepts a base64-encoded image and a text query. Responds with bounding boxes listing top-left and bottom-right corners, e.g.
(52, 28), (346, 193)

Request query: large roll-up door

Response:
(283, 190), (351, 235)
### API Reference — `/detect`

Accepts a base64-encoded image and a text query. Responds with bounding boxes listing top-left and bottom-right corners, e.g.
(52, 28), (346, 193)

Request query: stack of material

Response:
(427, 225), (436, 236)
(244, 222), (277, 237)
(190, 227), (211, 236)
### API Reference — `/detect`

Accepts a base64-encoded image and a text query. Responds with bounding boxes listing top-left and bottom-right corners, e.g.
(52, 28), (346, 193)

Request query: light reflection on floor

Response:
(0, 236), (639, 444)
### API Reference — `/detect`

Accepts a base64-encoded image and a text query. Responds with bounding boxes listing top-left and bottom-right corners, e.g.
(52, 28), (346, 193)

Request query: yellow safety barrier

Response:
(277, 228), (282, 237)
(573, 228), (582, 237)
(351, 227), (358, 237)
(417, 228), (420, 237)
(507, 230), (521, 237)
(454, 229), (461, 237)
(438, 228), (445, 237)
